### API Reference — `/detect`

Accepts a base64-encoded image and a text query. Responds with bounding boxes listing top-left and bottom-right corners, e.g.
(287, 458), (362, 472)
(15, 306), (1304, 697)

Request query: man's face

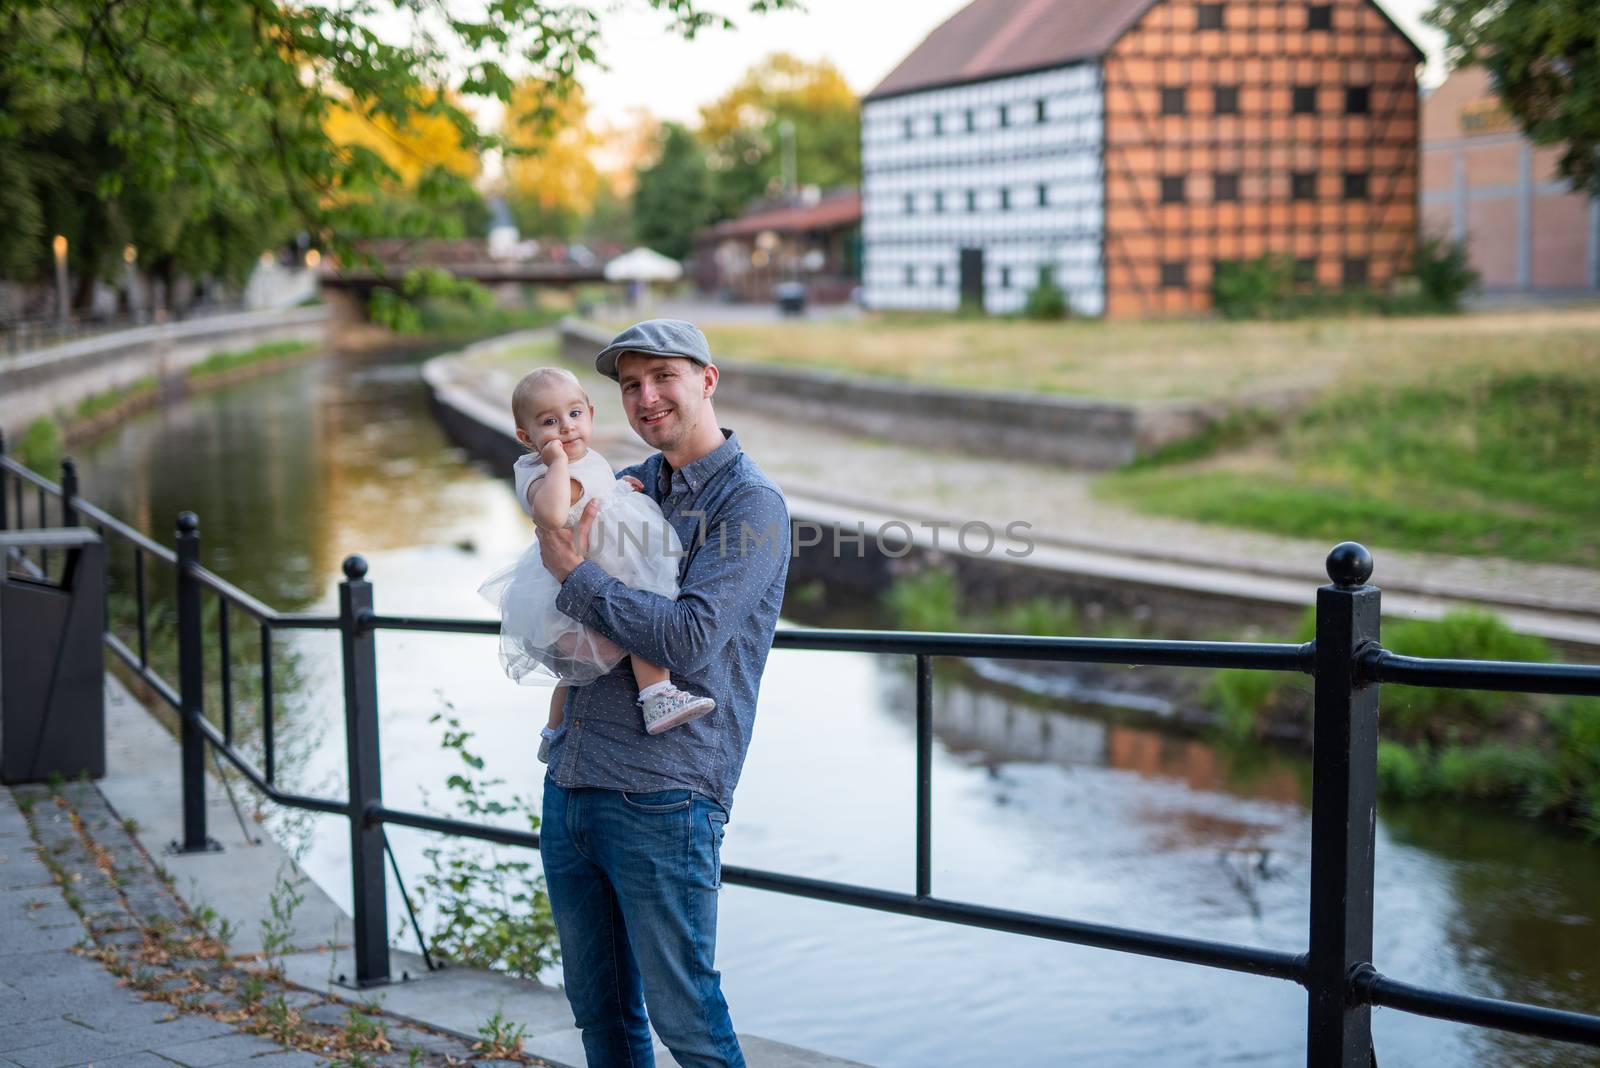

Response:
(616, 354), (713, 452)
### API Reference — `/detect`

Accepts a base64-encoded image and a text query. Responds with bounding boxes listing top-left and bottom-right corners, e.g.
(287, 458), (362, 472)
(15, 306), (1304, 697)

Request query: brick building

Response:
(1421, 66), (1600, 295)
(861, 0), (1422, 317)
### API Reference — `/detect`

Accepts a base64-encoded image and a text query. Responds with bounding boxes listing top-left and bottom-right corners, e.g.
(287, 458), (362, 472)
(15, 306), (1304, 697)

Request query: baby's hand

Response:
(619, 475), (644, 492)
(539, 439), (567, 465)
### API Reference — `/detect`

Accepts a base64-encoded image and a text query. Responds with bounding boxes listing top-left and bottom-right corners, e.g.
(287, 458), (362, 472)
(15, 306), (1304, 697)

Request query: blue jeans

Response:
(541, 780), (744, 1068)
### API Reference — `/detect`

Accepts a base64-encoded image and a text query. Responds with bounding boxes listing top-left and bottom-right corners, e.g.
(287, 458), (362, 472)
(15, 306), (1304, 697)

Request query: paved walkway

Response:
(439, 333), (1600, 647)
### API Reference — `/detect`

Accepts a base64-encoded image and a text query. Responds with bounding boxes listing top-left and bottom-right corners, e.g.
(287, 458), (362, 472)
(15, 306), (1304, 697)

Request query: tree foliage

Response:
(0, 0), (796, 296)
(632, 122), (714, 260)
(501, 81), (601, 239)
(1427, 0), (1600, 196)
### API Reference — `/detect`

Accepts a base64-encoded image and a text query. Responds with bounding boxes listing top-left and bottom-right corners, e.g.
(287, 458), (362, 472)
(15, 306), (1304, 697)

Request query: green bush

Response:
(883, 570), (960, 632)
(1432, 743), (1541, 800)
(1381, 610), (1551, 739)
(1021, 266), (1071, 320)
(368, 266), (496, 334)
(1212, 254), (1298, 320)
(1207, 668), (1281, 741)
(189, 341), (315, 379)
(13, 417), (63, 472)
(1411, 233), (1479, 312)
(1377, 740), (1432, 800)
(1524, 699), (1600, 839)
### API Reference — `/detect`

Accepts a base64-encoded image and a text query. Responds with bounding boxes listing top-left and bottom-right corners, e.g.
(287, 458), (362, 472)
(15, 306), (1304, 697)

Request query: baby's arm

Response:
(528, 444), (582, 531)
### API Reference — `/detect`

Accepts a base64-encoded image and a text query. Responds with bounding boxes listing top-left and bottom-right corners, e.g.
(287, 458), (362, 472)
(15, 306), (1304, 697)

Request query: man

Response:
(536, 319), (790, 1068)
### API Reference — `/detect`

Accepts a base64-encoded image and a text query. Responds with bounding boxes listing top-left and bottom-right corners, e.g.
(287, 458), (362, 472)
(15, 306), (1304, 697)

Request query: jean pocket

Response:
(620, 789), (693, 814)
(707, 811), (727, 888)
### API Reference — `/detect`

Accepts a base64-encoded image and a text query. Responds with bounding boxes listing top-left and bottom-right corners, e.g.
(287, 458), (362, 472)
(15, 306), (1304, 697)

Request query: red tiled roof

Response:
(699, 192), (862, 241)
(865, 0), (1155, 100)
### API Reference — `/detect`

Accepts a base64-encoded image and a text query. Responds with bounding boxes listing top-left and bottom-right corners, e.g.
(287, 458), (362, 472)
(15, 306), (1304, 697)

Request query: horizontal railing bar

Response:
(722, 865), (1308, 983)
(191, 716), (347, 816)
(1371, 650), (1600, 697)
(370, 804), (540, 849)
(191, 565), (280, 622)
(365, 614), (497, 635)
(1353, 966), (1600, 1047)
(71, 499), (178, 564)
(104, 632), (181, 710)
(271, 613), (342, 630)
(0, 456), (59, 494)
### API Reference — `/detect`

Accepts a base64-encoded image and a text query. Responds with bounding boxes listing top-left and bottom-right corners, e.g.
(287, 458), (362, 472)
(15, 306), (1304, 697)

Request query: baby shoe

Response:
(641, 687), (716, 735)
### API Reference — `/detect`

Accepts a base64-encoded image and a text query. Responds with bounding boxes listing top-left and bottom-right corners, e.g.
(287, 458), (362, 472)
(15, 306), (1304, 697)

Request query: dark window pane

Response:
(1214, 172), (1239, 201)
(1036, 99), (1047, 123)
(1343, 257), (1369, 285)
(1346, 86), (1371, 115)
(1000, 266), (1011, 288)
(1198, 3), (1224, 29)
(1161, 87), (1186, 115)
(966, 189), (977, 211)
(904, 193), (915, 214)
(1343, 171), (1369, 200)
(935, 265), (945, 285)
(934, 191), (945, 213)
(1308, 4), (1333, 30)
(999, 104), (1010, 127)
(1000, 188), (1011, 210)
(933, 113), (943, 135)
(965, 109), (975, 132)
(905, 265), (916, 285)
(1037, 184), (1049, 207)
(903, 117), (914, 138)
(1161, 261), (1187, 288)
(1292, 172), (1317, 200)
(1161, 175), (1186, 203)
(1294, 258), (1316, 284)
(1215, 86), (1239, 114)
(1293, 86), (1317, 114)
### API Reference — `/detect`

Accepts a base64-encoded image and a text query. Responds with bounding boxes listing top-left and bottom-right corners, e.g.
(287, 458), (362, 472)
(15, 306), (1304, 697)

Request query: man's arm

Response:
(554, 485), (789, 677)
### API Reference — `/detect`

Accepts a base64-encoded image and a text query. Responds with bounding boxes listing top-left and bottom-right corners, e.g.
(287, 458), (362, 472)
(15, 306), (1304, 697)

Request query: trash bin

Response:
(774, 281), (807, 316)
(1, 529), (106, 784)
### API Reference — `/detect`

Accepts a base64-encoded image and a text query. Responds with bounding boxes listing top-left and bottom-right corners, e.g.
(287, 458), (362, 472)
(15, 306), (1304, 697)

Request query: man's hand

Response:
(619, 475), (644, 492)
(539, 499), (599, 581)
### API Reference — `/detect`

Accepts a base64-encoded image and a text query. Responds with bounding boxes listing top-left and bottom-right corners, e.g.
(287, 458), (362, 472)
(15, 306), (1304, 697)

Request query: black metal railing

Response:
(3, 441), (1598, 1067)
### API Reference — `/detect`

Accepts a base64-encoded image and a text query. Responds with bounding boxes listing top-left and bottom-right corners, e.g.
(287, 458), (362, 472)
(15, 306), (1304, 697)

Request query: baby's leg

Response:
(548, 685), (567, 730)
(630, 659), (669, 692)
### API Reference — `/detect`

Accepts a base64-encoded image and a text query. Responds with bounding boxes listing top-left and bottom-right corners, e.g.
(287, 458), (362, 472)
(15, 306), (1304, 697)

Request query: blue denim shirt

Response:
(548, 430), (790, 811)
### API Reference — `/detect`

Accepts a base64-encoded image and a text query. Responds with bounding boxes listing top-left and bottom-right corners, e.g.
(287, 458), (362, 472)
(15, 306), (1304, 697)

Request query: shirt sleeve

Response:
(511, 455), (548, 517)
(555, 483), (789, 676)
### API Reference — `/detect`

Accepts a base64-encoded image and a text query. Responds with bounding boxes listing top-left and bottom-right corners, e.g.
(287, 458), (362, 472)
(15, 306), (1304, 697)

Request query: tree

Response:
(0, 0), (798, 297)
(697, 53), (860, 220)
(1427, 0), (1600, 196)
(632, 123), (713, 260)
(501, 81), (601, 239)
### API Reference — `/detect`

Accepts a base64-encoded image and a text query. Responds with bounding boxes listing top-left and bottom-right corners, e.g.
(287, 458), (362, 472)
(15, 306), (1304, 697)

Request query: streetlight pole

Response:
(122, 244), (139, 323)
(52, 235), (69, 324)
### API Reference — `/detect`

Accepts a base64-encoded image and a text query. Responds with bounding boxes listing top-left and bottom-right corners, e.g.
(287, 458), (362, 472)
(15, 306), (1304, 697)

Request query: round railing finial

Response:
(176, 511), (199, 534)
(1326, 542), (1373, 588)
(342, 555), (369, 581)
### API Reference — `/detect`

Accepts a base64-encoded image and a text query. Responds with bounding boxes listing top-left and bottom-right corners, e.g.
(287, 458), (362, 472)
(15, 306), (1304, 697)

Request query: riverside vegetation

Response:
(884, 570), (1600, 839)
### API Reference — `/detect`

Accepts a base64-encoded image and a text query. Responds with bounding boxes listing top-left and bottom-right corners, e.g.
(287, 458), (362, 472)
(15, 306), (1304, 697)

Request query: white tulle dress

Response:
(479, 447), (682, 685)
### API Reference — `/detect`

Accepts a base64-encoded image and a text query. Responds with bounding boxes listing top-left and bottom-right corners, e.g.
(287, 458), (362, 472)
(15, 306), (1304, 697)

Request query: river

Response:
(70, 343), (1600, 1067)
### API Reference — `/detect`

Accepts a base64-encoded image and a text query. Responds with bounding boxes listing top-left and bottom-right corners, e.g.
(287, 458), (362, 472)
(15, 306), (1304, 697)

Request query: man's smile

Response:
(639, 408), (674, 428)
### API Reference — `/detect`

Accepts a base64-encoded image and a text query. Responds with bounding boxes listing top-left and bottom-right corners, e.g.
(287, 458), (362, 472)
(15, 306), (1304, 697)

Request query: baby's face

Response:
(522, 383), (594, 463)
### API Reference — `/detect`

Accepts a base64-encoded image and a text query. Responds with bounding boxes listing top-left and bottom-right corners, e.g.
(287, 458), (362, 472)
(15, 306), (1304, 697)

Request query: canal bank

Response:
(425, 327), (1600, 651)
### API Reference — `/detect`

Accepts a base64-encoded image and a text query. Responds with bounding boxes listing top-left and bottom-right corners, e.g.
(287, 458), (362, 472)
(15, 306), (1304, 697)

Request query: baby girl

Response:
(479, 367), (714, 759)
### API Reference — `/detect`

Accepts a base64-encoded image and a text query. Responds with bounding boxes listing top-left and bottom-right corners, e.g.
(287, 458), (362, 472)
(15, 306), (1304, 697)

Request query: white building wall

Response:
(861, 65), (1105, 316)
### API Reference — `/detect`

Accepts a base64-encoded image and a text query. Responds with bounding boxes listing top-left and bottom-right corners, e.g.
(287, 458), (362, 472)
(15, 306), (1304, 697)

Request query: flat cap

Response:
(594, 319), (714, 381)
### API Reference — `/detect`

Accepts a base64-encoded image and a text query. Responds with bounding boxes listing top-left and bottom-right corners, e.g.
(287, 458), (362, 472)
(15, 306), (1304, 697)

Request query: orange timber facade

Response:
(862, 0), (1423, 318)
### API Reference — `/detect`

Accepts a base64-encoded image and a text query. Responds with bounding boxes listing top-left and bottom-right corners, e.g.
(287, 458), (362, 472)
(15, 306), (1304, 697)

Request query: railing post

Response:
(339, 555), (390, 987)
(60, 457), (78, 527)
(0, 427), (9, 531)
(1306, 542), (1380, 1067)
(172, 511), (219, 853)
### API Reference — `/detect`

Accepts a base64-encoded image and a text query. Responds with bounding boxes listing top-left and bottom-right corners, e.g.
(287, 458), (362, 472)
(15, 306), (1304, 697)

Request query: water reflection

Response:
(64, 345), (1600, 1068)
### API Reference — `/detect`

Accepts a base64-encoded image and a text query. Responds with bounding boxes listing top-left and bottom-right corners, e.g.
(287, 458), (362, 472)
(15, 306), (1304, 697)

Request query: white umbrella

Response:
(603, 247), (684, 283)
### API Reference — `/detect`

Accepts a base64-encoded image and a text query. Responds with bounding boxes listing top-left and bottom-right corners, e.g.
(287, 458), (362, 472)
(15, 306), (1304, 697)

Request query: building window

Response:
(966, 189), (977, 212)
(1161, 87), (1186, 115)
(1308, 4), (1333, 30)
(934, 190), (945, 213)
(1292, 86), (1317, 114)
(999, 266), (1011, 289)
(1037, 183), (1049, 207)
(965, 109), (975, 132)
(935, 265), (946, 286)
(1161, 175), (1185, 203)
(999, 188), (1011, 211)
(1346, 86), (1371, 115)
(905, 265), (916, 286)
(1343, 258), (1369, 286)
(1215, 86), (1239, 115)
(1161, 261), (1187, 288)
(933, 113), (943, 136)
(1213, 172), (1240, 201)
(1294, 258), (1316, 285)
(1291, 171), (1317, 200)
(1036, 99), (1048, 123)
(1343, 171), (1369, 200)
(904, 193), (915, 214)
(999, 104), (1010, 128)
(903, 117), (914, 139)
(1198, 3), (1224, 29)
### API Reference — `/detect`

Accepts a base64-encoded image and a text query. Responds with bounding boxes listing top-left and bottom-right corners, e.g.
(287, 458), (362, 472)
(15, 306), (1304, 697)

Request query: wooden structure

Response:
(691, 190), (862, 303)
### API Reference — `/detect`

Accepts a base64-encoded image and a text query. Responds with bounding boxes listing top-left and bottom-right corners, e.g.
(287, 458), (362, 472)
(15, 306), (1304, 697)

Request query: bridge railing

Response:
(3, 443), (1598, 1067)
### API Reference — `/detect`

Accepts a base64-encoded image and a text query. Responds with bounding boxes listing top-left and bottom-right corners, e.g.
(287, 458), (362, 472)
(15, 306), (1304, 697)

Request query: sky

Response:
(575, 0), (1447, 129)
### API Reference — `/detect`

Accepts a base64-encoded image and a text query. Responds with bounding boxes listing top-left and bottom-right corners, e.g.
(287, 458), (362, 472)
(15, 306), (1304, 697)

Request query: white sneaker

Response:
(641, 687), (715, 735)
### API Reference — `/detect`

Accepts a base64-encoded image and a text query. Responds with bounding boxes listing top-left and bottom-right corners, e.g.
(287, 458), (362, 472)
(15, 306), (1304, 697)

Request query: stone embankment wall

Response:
(0, 307), (332, 433)
(558, 319), (1223, 470)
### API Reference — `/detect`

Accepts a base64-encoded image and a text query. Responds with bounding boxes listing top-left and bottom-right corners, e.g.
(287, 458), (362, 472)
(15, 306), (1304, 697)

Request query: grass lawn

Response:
(696, 304), (1600, 402)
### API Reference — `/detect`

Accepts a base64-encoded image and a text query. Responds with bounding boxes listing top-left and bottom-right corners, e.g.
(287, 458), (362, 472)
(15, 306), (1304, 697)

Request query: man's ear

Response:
(702, 363), (719, 399)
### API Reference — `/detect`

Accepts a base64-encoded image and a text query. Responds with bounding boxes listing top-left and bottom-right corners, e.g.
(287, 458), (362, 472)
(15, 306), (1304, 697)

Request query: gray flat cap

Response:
(594, 319), (714, 381)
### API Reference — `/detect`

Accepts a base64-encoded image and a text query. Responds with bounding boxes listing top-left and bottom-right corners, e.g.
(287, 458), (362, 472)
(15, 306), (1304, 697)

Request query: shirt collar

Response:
(659, 429), (741, 494)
